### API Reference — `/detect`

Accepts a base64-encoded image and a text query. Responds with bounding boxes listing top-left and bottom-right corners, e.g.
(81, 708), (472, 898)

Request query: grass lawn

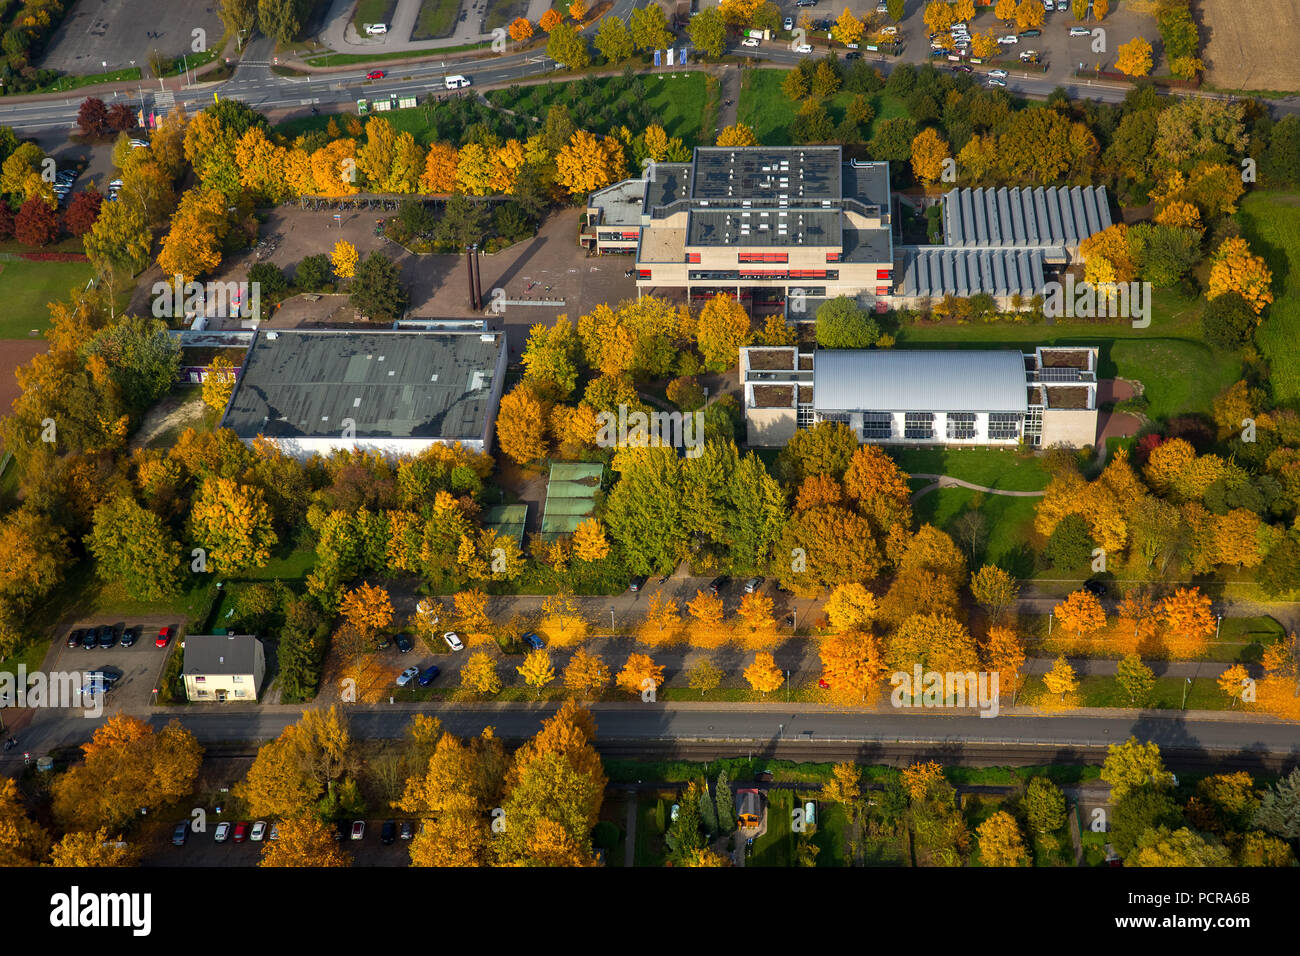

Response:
(30, 67), (142, 95)
(487, 73), (710, 146)
(304, 41), (489, 65)
(749, 787), (794, 866)
(485, 0), (530, 31)
(353, 0), (398, 32)
(413, 0), (461, 39)
(736, 69), (905, 145)
(810, 801), (849, 866)
(888, 446), (1049, 490)
(1243, 191), (1300, 405)
(0, 255), (95, 339)
(911, 487), (1040, 576)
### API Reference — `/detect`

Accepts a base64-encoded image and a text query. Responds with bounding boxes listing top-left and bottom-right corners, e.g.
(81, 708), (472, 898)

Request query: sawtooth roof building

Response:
(220, 328), (507, 459)
(742, 345), (1099, 449)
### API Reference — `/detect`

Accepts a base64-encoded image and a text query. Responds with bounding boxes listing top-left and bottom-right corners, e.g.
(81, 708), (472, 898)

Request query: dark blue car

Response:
(417, 665), (440, 686)
(522, 632), (545, 650)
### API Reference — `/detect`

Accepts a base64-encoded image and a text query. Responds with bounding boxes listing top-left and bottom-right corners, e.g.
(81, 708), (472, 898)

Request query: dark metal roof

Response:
(687, 207), (840, 246)
(183, 634), (263, 676)
(690, 146), (842, 201)
(899, 246), (1053, 297)
(221, 329), (503, 441)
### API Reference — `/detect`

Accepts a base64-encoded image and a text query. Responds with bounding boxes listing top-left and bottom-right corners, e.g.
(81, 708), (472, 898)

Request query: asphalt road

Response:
(5, 5), (1299, 134)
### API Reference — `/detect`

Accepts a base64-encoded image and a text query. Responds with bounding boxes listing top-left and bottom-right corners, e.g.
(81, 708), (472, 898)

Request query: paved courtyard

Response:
(40, 0), (223, 75)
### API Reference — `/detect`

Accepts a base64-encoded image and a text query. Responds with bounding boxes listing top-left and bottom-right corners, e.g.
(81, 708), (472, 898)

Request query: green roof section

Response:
(483, 504), (527, 545)
(540, 461), (603, 540)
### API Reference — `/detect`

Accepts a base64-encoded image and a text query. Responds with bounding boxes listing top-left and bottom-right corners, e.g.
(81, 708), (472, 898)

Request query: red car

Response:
(365, 70), (385, 80)
(233, 821), (249, 843)
(155, 626), (172, 648)
(818, 678), (831, 690)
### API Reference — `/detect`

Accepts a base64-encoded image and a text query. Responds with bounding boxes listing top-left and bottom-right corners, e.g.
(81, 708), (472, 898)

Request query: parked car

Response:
(80, 630), (97, 650)
(396, 666), (420, 687)
(129, 138), (149, 148)
(522, 631), (545, 650)
(365, 70), (386, 79)
(876, 1), (888, 10)
(845, 50), (862, 59)
(951, 63), (973, 72)
(155, 626), (172, 648)
(364, 22), (387, 34)
(417, 665), (440, 687)
(375, 633), (392, 650)
(351, 820), (365, 840)
(818, 678), (831, 689)
(741, 36), (760, 47)
(214, 822), (231, 843)
(250, 821), (267, 842)
(1083, 578), (1108, 599)
(997, 34), (1018, 43)
(1019, 50), (1039, 61)
(783, 15), (794, 29)
(743, 576), (765, 593)
(93, 666), (123, 687)
(172, 821), (189, 846)
(394, 632), (414, 653)
(988, 77), (1007, 87)
(1019, 27), (1041, 37)
(97, 625), (116, 649)
(794, 43), (813, 53)
(1056, 0), (1069, 9)
(707, 576), (729, 596)
(334, 821), (347, 842)
(443, 631), (464, 651)
(233, 821), (249, 843)
(989, 68), (1009, 78)
(66, 629), (83, 649)
(795, 0), (817, 6)
(399, 821), (414, 840)
(628, 575), (648, 592)
(1068, 25), (1090, 37)
(381, 820), (396, 845)
(120, 625), (139, 648)
(269, 823), (280, 842)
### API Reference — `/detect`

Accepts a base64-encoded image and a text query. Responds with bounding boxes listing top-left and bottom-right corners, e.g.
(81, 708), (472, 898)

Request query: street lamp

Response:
(1181, 677), (1192, 709)
(609, 606), (615, 633)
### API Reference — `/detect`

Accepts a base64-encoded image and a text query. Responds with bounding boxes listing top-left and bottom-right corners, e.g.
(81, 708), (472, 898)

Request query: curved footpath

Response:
(909, 473), (1048, 503)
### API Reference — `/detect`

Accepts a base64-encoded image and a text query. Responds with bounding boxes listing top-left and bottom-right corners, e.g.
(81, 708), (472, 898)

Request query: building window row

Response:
(861, 412), (892, 439)
(989, 412), (1021, 440)
(904, 411), (934, 440)
(598, 231), (639, 241)
(738, 252), (789, 263)
(946, 412), (976, 440)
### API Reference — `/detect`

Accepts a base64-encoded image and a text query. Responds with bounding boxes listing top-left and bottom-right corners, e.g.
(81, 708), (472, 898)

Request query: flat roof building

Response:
(220, 328), (507, 459)
(742, 346), (1099, 449)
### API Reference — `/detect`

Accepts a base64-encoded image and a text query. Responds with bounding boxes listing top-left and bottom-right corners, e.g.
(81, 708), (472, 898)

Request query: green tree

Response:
(1023, 777), (1067, 834)
(1253, 767), (1300, 840)
(295, 253), (333, 292)
(1116, 653), (1155, 707)
(630, 3), (672, 50)
(348, 251), (409, 322)
(546, 22), (591, 69)
(688, 7), (727, 57)
(85, 495), (183, 601)
(1045, 513), (1095, 570)
(1111, 785), (1184, 857)
(815, 296), (879, 348)
(698, 779), (720, 835)
(434, 194), (489, 248)
(594, 15), (635, 62)
(85, 315), (181, 416)
(714, 771), (735, 832)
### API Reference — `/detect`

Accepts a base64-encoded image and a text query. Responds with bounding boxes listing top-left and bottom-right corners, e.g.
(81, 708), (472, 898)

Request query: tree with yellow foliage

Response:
(331, 239), (358, 279)
(744, 651), (785, 697)
(189, 476), (277, 573)
(555, 130), (625, 195)
(202, 353), (238, 414)
(1115, 37), (1153, 77)
(923, 0), (955, 34)
(1079, 222), (1136, 287)
(831, 7), (864, 45)
(983, 625), (1026, 698)
(539, 590), (589, 646)
(617, 652), (665, 697)
(639, 591), (683, 645)
(1092, 0), (1109, 18)
(453, 588), (492, 634)
(819, 630), (888, 703)
(953, 0), (975, 20)
(686, 657), (723, 696)
(1217, 663), (1251, 708)
(901, 760), (945, 801)
(824, 582), (879, 632)
(569, 0), (587, 21)
(496, 383), (551, 464)
(694, 292), (752, 372)
(1208, 237), (1274, 315)
(339, 580), (392, 641)
(48, 828), (142, 867)
(563, 647), (611, 699)
(1054, 590), (1106, 639)
(971, 29), (1000, 59)
(260, 817), (352, 867)
(976, 811), (1029, 866)
(1014, 0), (1044, 31)
(419, 142), (459, 194)
(994, 0), (1017, 22)
(460, 650), (501, 696)
(1155, 199), (1202, 231)
(1042, 655), (1078, 702)
(716, 123), (760, 147)
(572, 518), (610, 562)
(910, 127), (951, 186)
(156, 187), (229, 281)
(1159, 586), (1215, 656)
(518, 648), (556, 697)
(686, 588), (729, 649)
(971, 565), (1019, 623)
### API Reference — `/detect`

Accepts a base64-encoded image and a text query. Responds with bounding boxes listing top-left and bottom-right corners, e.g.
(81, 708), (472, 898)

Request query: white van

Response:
(365, 23), (388, 35)
(444, 74), (471, 89)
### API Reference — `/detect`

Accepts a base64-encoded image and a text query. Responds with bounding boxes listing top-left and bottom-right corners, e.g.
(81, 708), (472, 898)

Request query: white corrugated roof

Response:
(813, 350), (1028, 413)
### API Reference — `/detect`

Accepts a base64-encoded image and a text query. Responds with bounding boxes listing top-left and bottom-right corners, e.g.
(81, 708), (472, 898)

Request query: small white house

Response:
(183, 634), (266, 703)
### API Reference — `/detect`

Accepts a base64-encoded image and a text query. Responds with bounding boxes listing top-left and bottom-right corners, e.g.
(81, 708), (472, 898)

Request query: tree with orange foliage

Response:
(540, 8), (562, 31)
(818, 631), (887, 704)
(569, 0), (587, 20)
(508, 17), (534, 43)
(901, 760), (945, 801)
(1159, 587), (1215, 656)
(1054, 590), (1106, 639)
(616, 652), (665, 697)
(743, 652), (785, 698)
(983, 625), (1026, 698)
(1208, 237), (1274, 315)
(687, 589), (728, 648)
(1217, 664), (1251, 708)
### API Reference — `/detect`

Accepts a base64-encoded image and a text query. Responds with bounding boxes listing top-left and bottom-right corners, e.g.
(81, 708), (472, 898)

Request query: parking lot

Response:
(148, 818), (416, 866)
(39, 0), (222, 75)
(45, 619), (182, 711)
